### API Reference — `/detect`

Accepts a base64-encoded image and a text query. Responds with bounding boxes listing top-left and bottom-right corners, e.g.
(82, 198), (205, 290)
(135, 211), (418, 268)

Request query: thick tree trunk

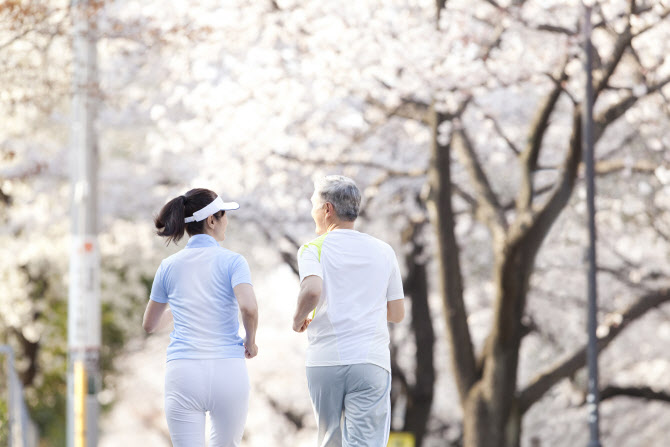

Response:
(402, 219), (435, 446)
(464, 388), (522, 447)
(463, 245), (528, 447)
(423, 4), (668, 446)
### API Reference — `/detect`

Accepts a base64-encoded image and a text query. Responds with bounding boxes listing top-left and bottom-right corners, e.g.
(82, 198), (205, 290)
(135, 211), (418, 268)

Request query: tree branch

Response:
(631, 7), (670, 37)
(481, 111), (521, 155)
(510, 105), (581, 259)
(594, 5), (633, 96)
(535, 23), (577, 35)
(593, 158), (658, 176)
(270, 151), (426, 178)
(481, 25), (505, 61)
(600, 385), (670, 404)
(0, 27), (35, 51)
(366, 92), (431, 125)
(452, 121), (507, 240)
(519, 288), (670, 413)
(482, 0), (503, 10)
(249, 216), (300, 276)
(517, 59), (569, 211)
(595, 73), (670, 142)
(647, 210), (670, 244)
(597, 128), (638, 160)
(436, 0), (449, 28)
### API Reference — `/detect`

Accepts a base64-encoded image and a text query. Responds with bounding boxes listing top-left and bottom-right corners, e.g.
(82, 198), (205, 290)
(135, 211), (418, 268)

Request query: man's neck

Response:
(327, 221), (355, 232)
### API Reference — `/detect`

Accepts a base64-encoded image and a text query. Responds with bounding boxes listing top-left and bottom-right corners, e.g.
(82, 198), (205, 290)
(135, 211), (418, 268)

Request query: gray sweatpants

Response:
(306, 364), (391, 447)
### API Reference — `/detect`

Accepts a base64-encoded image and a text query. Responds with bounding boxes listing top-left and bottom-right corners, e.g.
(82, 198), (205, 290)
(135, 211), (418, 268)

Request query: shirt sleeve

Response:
(230, 255), (253, 288)
(149, 262), (168, 303)
(297, 244), (323, 282)
(386, 252), (404, 301)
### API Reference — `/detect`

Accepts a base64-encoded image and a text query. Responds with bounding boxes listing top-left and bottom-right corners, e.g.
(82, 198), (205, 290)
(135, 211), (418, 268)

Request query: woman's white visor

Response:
(184, 196), (240, 223)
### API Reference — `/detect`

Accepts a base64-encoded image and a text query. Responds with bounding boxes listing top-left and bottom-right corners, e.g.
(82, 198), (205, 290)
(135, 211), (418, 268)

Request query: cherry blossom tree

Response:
(2, 1), (670, 446)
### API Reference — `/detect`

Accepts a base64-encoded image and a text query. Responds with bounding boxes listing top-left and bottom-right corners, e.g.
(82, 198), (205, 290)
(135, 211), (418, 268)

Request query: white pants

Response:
(164, 358), (249, 447)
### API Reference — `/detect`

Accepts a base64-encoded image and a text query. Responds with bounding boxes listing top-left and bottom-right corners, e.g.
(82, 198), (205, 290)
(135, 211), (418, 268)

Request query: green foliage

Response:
(30, 372), (67, 447)
(27, 296), (67, 447)
(4, 261), (150, 446)
(0, 356), (8, 446)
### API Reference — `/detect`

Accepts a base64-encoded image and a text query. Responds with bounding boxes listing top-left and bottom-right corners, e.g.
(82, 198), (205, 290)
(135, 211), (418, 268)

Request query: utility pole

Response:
(67, 1), (100, 446)
(582, 3), (602, 447)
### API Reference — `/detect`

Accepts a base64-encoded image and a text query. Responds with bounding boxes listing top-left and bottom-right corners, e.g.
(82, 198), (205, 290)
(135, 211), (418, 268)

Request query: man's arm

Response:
(234, 283), (259, 359)
(386, 250), (405, 323)
(293, 275), (322, 332)
(387, 299), (405, 323)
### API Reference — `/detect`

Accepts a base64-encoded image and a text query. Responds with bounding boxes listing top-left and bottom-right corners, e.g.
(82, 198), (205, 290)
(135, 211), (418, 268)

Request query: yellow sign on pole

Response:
(73, 360), (87, 447)
(388, 431), (415, 447)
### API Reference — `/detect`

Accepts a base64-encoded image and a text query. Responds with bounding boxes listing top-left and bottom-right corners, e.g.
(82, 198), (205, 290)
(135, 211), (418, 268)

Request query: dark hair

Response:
(154, 188), (225, 245)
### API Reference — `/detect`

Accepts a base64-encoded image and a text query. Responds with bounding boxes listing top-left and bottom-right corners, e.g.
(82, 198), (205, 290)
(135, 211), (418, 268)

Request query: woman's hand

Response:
(244, 339), (258, 359)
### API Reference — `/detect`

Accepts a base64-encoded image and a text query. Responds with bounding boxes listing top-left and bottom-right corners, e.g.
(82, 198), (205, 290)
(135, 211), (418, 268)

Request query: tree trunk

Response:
(402, 219), (435, 446)
(426, 106), (478, 406)
(460, 205), (553, 447)
(463, 386), (521, 447)
(462, 249), (526, 447)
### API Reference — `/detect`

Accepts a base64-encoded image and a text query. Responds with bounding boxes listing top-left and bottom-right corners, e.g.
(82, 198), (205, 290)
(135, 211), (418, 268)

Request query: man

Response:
(293, 175), (405, 447)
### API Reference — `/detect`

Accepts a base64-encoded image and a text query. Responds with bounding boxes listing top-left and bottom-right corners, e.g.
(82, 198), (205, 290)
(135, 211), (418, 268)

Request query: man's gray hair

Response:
(313, 175), (361, 221)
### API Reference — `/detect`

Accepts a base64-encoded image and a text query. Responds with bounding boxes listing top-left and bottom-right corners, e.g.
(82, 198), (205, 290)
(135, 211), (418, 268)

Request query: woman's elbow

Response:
(239, 300), (259, 318)
(142, 312), (158, 334)
(142, 319), (155, 334)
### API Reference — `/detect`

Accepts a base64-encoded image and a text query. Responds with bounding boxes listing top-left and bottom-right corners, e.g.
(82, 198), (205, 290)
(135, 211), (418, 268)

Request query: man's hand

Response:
(244, 338), (258, 359)
(293, 318), (312, 333)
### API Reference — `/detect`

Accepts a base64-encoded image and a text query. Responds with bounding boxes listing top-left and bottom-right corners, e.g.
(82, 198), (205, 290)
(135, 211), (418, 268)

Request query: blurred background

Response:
(1, 0), (670, 446)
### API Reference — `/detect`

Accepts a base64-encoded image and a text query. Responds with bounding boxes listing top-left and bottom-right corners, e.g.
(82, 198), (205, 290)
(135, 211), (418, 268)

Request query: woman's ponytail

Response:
(154, 195), (187, 245)
(154, 188), (219, 245)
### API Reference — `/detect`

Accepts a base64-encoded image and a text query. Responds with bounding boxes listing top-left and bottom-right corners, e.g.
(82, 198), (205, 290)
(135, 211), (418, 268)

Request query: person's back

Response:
(301, 229), (403, 371)
(143, 188), (258, 447)
(293, 175), (405, 447)
(155, 237), (250, 361)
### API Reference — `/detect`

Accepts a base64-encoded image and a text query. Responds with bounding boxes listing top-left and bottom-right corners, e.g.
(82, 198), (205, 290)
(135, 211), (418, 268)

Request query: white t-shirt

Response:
(297, 229), (404, 372)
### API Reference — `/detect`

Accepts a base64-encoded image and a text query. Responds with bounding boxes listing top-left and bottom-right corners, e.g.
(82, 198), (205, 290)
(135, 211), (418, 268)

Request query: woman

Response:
(142, 188), (258, 447)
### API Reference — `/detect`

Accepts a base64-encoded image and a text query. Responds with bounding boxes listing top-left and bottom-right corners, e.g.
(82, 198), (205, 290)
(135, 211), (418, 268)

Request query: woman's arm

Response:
(234, 283), (259, 359)
(142, 300), (172, 333)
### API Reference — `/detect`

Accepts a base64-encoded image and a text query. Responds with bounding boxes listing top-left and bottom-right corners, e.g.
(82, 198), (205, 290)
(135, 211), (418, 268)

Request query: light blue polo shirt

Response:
(150, 234), (252, 362)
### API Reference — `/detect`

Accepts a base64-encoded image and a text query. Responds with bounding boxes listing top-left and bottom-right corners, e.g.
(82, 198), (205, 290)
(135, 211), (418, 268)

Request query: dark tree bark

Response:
(401, 217), (435, 447)
(600, 385), (670, 403)
(426, 106), (478, 407)
(12, 326), (39, 387)
(420, 3), (670, 444)
(265, 6), (670, 445)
